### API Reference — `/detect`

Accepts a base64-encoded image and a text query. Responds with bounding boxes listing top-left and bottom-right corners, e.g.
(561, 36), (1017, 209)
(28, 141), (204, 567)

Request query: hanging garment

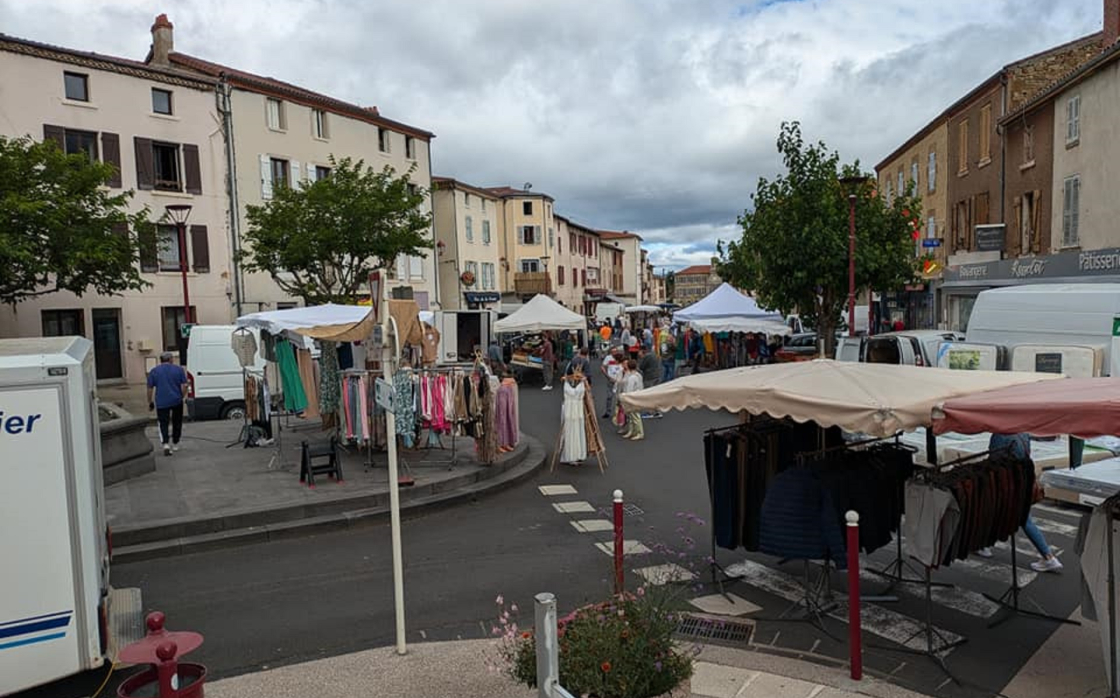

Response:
(275, 339), (308, 413)
(231, 332), (258, 367)
(479, 375), (499, 464)
(759, 467), (847, 568)
(337, 343), (354, 371)
(421, 324), (440, 366)
(393, 369), (417, 444)
(496, 378), (519, 449)
(705, 433), (743, 550)
(902, 482), (961, 568)
(320, 340), (341, 418)
(259, 330), (279, 362)
(296, 349), (321, 420)
(559, 380), (588, 463)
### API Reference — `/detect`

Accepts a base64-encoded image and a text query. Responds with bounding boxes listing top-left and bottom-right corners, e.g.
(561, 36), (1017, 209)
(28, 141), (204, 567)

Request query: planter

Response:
(99, 402), (155, 485)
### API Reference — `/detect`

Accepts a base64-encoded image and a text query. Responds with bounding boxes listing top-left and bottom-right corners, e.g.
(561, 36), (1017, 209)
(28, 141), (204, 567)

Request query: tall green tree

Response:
(241, 157), (432, 305)
(0, 135), (151, 305)
(718, 122), (921, 354)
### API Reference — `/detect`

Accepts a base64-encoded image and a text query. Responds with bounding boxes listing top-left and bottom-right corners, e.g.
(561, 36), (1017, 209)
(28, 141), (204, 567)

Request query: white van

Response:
(186, 325), (266, 420)
(435, 310), (498, 364)
(595, 302), (626, 325)
(966, 284), (1120, 375)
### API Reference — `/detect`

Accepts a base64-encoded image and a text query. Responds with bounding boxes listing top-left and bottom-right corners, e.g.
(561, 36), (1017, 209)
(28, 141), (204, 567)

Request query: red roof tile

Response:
(676, 265), (712, 276)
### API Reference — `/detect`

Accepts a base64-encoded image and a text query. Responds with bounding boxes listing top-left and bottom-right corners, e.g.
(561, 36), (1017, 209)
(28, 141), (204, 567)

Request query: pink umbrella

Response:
(934, 377), (1120, 438)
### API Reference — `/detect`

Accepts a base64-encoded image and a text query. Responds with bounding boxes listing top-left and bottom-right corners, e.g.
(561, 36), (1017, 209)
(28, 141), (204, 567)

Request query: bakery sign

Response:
(944, 246), (1120, 285)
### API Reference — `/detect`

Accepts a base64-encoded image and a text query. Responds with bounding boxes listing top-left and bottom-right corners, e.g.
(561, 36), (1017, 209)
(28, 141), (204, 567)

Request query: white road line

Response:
(994, 541), (1063, 559)
(553, 501), (596, 514)
(1030, 516), (1080, 539)
(951, 557), (1037, 588)
(857, 569), (1001, 619)
(726, 559), (964, 656)
(538, 484), (578, 496)
(1033, 503), (1084, 519)
(634, 563), (696, 585)
(570, 519), (614, 533)
(595, 540), (652, 556)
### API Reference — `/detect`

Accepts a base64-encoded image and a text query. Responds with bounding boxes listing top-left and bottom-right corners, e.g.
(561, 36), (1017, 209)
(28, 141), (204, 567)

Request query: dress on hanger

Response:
(560, 379), (588, 463)
(496, 377), (519, 450)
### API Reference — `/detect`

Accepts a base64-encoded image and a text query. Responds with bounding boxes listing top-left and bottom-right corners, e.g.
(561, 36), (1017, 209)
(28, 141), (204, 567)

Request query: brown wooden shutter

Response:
(1031, 189), (1042, 253)
(183, 144), (202, 195)
(134, 137), (154, 190)
(101, 132), (121, 188)
(190, 225), (210, 272)
(43, 124), (65, 150)
(1012, 196), (1022, 256)
(138, 226), (158, 272)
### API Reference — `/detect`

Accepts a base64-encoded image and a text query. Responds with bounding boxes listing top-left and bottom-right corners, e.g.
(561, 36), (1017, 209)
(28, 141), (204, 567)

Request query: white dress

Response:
(560, 380), (588, 463)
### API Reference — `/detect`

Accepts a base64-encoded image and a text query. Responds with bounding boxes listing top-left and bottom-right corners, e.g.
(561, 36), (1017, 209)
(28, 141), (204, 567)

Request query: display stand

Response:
(550, 375), (607, 474)
(880, 565), (966, 683)
(983, 531), (1080, 628)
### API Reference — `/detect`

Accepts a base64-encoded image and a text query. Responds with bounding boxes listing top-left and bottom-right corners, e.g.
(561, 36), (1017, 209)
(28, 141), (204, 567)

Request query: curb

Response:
(112, 435), (547, 563)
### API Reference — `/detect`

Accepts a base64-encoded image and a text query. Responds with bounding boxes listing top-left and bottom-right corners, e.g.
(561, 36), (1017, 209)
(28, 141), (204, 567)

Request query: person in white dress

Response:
(559, 376), (588, 464)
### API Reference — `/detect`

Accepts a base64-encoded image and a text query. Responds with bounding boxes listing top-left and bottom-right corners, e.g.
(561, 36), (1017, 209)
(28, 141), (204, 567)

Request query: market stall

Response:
(494, 294), (587, 379)
(672, 283), (790, 369)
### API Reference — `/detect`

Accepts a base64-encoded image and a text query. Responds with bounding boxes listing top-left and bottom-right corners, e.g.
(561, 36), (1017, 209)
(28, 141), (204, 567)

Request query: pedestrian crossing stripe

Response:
(856, 568), (1001, 619)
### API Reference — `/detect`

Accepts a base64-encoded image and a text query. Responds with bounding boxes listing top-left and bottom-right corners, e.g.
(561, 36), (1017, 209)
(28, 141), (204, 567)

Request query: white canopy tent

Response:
(235, 303), (375, 342)
(625, 305), (662, 314)
(493, 294), (587, 334)
(673, 283), (787, 334)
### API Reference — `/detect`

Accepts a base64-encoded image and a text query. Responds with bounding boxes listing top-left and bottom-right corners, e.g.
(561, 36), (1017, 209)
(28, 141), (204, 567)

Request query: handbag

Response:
(614, 404), (626, 427)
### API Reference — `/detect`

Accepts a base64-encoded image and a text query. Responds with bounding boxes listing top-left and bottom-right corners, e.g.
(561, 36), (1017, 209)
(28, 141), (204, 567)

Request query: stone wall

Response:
(1008, 35), (1104, 111)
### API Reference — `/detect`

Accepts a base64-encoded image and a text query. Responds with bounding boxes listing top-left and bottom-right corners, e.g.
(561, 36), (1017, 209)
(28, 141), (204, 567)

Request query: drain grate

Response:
(675, 614), (755, 647)
(599, 503), (645, 517)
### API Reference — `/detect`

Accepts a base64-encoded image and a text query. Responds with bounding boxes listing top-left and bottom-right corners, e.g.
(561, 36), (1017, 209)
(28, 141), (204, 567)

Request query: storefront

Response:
(879, 283), (937, 331)
(941, 247), (1120, 332)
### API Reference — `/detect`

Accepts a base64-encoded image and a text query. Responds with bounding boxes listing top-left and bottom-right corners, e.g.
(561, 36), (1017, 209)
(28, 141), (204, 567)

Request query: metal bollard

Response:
(613, 489), (624, 595)
(535, 593), (559, 698)
(117, 611), (206, 698)
(846, 511), (862, 681)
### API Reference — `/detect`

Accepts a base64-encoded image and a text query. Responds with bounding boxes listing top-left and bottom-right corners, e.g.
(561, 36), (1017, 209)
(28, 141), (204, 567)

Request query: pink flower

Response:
(510, 603), (519, 613)
(636, 586), (646, 597)
(495, 594), (504, 605)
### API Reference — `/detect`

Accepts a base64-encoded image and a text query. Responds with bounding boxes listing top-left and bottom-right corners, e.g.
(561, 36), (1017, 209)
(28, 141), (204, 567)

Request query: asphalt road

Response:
(18, 362), (1088, 698)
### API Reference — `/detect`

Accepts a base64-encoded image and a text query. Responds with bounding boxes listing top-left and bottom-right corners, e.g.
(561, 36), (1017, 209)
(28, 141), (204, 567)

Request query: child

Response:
(617, 359), (645, 441)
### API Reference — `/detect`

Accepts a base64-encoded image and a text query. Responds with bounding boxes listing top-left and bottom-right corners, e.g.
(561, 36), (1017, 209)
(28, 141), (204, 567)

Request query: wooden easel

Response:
(550, 371), (608, 473)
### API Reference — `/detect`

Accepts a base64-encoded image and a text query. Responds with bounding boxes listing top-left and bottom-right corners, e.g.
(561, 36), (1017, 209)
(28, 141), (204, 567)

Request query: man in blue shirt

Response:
(147, 352), (188, 456)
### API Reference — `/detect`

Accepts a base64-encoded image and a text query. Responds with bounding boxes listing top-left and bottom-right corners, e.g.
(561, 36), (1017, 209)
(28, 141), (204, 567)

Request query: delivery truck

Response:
(0, 337), (139, 695)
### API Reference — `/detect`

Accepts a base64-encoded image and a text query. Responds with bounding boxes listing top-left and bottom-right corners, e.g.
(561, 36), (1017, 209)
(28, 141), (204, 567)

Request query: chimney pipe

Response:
(150, 14), (174, 65)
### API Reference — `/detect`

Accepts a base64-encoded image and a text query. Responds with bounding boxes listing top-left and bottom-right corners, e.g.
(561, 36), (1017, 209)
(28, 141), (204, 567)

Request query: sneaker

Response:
(628, 434), (645, 441)
(976, 547), (994, 558)
(542, 385), (553, 391)
(171, 443), (180, 452)
(1031, 557), (1063, 573)
(163, 443), (172, 456)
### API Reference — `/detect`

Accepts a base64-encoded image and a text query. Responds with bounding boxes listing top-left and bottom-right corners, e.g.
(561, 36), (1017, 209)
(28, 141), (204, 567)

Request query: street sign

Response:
(375, 377), (394, 413)
(180, 323), (195, 339)
(921, 239), (942, 248)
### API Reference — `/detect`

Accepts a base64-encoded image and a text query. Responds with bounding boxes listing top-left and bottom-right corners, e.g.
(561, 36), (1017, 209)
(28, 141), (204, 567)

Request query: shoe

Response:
(172, 443), (180, 452)
(601, 413), (610, 419)
(628, 434), (645, 441)
(1031, 557), (1063, 573)
(163, 444), (172, 456)
(542, 385), (553, 391)
(976, 547), (994, 558)
(618, 430), (632, 438)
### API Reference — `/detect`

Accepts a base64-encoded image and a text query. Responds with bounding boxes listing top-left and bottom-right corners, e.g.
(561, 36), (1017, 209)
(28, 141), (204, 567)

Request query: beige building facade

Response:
(0, 33), (230, 383)
(674, 264), (720, 305)
(488, 187), (556, 299)
(597, 231), (643, 304)
(431, 177), (501, 310)
(875, 120), (950, 271)
(553, 216), (602, 313)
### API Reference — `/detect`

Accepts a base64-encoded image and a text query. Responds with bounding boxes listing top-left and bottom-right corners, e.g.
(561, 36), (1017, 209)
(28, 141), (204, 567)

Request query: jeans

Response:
(1023, 515), (1052, 557)
(542, 360), (554, 386)
(157, 403), (184, 445)
(661, 359), (675, 383)
(603, 388), (615, 418)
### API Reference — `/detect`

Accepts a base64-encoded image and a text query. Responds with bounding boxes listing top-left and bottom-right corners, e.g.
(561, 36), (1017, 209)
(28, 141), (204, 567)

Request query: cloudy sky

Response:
(0, 0), (1104, 269)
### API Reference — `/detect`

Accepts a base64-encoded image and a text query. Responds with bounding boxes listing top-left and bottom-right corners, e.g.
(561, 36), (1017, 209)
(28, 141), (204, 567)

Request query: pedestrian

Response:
(147, 351), (189, 456)
(613, 315), (623, 334)
(601, 347), (625, 419)
(660, 330), (677, 383)
(689, 330), (704, 373)
(618, 359), (645, 440)
(567, 346), (592, 384)
(487, 338), (505, 373)
(619, 326), (632, 353)
(537, 332), (555, 390)
(976, 433), (1062, 573)
(642, 327), (653, 352)
(638, 346), (662, 419)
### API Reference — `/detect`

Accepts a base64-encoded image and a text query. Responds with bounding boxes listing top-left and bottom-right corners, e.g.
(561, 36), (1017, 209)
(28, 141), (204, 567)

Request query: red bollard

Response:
(613, 489), (624, 595)
(117, 611), (206, 698)
(846, 511), (862, 681)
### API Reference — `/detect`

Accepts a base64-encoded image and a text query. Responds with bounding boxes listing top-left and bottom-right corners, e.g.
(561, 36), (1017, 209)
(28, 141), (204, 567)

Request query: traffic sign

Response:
(375, 377), (395, 413)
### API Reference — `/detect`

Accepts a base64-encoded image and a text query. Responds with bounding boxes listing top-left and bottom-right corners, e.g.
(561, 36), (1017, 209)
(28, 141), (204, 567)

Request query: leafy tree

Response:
(665, 271), (676, 301)
(718, 122), (920, 355)
(240, 157), (432, 305)
(0, 135), (151, 305)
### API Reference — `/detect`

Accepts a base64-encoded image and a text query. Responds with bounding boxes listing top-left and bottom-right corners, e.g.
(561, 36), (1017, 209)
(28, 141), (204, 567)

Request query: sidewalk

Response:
(200, 638), (933, 698)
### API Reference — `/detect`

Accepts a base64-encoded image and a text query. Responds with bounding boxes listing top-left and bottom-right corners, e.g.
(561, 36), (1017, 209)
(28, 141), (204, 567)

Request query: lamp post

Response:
(838, 177), (870, 338)
(164, 204), (193, 324)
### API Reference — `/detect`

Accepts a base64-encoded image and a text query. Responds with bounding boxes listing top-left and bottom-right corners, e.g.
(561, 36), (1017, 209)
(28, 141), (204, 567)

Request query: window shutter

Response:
(291, 160), (302, 188)
(1031, 190), (1042, 253)
(259, 154), (273, 200)
(43, 124), (66, 150)
(1063, 179), (1073, 244)
(139, 226), (158, 272)
(180, 143), (202, 195)
(134, 137), (154, 190)
(1072, 178), (1081, 243)
(1012, 197), (1023, 255)
(307, 166), (317, 184)
(190, 225), (210, 273)
(101, 132), (122, 187)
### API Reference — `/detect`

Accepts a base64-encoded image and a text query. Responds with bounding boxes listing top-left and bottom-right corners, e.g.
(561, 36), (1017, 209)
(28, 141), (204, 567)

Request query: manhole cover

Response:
(675, 615), (754, 647)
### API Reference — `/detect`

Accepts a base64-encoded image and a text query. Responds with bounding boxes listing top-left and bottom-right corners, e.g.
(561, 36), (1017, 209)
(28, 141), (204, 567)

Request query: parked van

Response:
(435, 310), (498, 364)
(836, 330), (964, 366)
(594, 302), (626, 325)
(186, 325), (266, 420)
(966, 284), (1120, 375)
(935, 341), (1007, 371)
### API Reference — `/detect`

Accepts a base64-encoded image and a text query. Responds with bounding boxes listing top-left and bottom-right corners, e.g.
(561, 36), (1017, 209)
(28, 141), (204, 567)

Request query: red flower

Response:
(601, 661), (612, 673)
(521, 631), (532, 639)
(902, 208), (911, 218)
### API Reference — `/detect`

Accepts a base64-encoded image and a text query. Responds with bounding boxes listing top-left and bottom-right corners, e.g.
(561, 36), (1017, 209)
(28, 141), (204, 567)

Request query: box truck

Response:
(0, 337), (139, 695)
(435, 310), (497, 363)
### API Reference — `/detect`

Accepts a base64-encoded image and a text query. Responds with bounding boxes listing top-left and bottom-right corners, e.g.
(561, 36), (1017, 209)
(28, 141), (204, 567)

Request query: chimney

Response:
(150, 14), (174, 65)
(1107, 0), (1120, 46)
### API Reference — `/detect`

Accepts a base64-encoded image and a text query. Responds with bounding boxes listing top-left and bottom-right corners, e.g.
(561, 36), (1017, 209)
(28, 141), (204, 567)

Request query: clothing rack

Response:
(874, 564), (967, 683)
(408, 366), (464, 470)
(227, 365), (284, 469)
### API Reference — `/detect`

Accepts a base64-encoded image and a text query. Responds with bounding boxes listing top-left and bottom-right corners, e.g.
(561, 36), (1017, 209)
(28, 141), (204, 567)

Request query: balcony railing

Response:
(514, 271), (552, 295)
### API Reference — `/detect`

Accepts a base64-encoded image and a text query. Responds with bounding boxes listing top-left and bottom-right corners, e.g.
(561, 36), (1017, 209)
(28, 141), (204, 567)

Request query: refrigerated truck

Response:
(0, 337), (120, 695)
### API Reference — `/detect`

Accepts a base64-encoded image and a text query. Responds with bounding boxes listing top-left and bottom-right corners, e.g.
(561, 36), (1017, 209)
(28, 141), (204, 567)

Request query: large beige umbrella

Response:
(620, 359), (1062, 438)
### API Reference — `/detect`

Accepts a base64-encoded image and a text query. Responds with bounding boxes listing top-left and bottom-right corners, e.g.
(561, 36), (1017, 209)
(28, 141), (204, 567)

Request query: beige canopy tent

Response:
(619, 359), (1062, 438)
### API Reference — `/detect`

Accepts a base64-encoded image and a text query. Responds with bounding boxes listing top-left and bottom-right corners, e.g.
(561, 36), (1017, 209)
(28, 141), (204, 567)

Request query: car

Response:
(836, 330), (965, 367)
(775, 333), (820, 362)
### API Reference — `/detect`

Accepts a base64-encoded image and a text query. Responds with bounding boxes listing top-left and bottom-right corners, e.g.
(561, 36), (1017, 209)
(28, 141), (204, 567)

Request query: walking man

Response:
(538, 332), (555, 390)
(147, 351), (189, 456)
(660, 330), (677, 383)
(638, 346), (662, 419)
(601, 347), (625, 419)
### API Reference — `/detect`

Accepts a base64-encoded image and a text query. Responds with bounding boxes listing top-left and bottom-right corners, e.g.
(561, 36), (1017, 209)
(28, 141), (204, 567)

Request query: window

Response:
(928, 151), (936, 192)
(910, 161), (919, 191)
(1023, 125), (1035, 164)
(927, 214), (936, 240)
(569, 233), (576, 251)
(557, 234), (562, 254)
(266, 98), (286, 130)
(482, 220), (491, 245)
(378, 127), (391, 153)
(161, 306), (195, 352)
(64, 71), (88, 101)
(885, 181), (893, 206)
(587, 267), (599, 284)
(64, 129), (98, 162)
(481, 198), (487, 213)
(897, 170), (904, 198)
(549, 227), (554, 250)
(152, 88), (173, 115)
(405, 136), (416, 160)
(958, 120), (969, 173)
(465, 215), (474, 242)
(463, 192), (470, 207)
(152, 142), (181, 191)
(581, 269), (587, 286)
(523, 201), (533, 215)
(1063, 175), (1081, 247)
(315, 165), (331, 180)
(518, 226), (540, 245)
(42, 309), (84, 337)
(465, 261), (478, 283)
(558, 265), (565, 285)
(270, 158), (290, 190)
(409, 255), (424, 279)
(313, 109), (328, 139)
(157, 224), (184, 272)
(1067, 95), (1081, 145)
(519, 259), (540, 273)
(979, 104), (991, 163)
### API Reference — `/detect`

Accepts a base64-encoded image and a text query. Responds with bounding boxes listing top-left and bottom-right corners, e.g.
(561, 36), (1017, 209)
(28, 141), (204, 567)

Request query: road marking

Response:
(553, 501), (596, 514)
(994, 541), (1063, 559)
(689, 593), (762, 617)
(538, 484), (578, 496)
(726, 559), (964, 655)
(570, 519), (614, 533)
(595, 540), (652, 556)
(634, 563), (696, 585)
(858, 569), (1000, 619)
(951, 557), (1037, 588)
(1030, 516), (1080, 539)
(1033, 503), (1083, 519)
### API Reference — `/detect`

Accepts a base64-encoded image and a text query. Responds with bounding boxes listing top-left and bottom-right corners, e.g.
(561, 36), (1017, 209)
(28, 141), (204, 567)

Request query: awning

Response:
(236, 304), (375, 342)
(687, 318), (792, 335)
(933, 377), (1120, 438)
(493, 294), (586, 333)
(625, 305), (662, 313)
(673, 283), (783, 324)
(619, 359), (1061, 438)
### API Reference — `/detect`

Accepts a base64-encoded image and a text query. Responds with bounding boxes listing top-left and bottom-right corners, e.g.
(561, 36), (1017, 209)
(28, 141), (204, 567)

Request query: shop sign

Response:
(464, 291), (500, 303)
(944, 246), (1120, 285)
(921, 239), (942, 248)
(975, 224), (1005, 252)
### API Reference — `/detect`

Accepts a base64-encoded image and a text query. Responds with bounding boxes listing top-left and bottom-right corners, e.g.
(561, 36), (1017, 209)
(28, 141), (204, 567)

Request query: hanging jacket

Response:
(759, 467), (847, 568)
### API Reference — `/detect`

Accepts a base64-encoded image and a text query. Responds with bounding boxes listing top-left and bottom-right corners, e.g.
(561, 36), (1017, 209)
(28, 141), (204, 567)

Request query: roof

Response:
(0, 32), (216, 90)
(1001, 37), (1120, 125)
(165, 51), (434, 141)
(483, 186), (554, 201)
(598, 230), (643, 241)
(676, 265), (712, 276)
(431, 176), (500, 200)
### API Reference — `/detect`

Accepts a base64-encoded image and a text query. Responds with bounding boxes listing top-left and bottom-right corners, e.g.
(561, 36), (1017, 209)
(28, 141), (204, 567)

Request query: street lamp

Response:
(164, 204), (193, 324)
(838, 176), (870, 337)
